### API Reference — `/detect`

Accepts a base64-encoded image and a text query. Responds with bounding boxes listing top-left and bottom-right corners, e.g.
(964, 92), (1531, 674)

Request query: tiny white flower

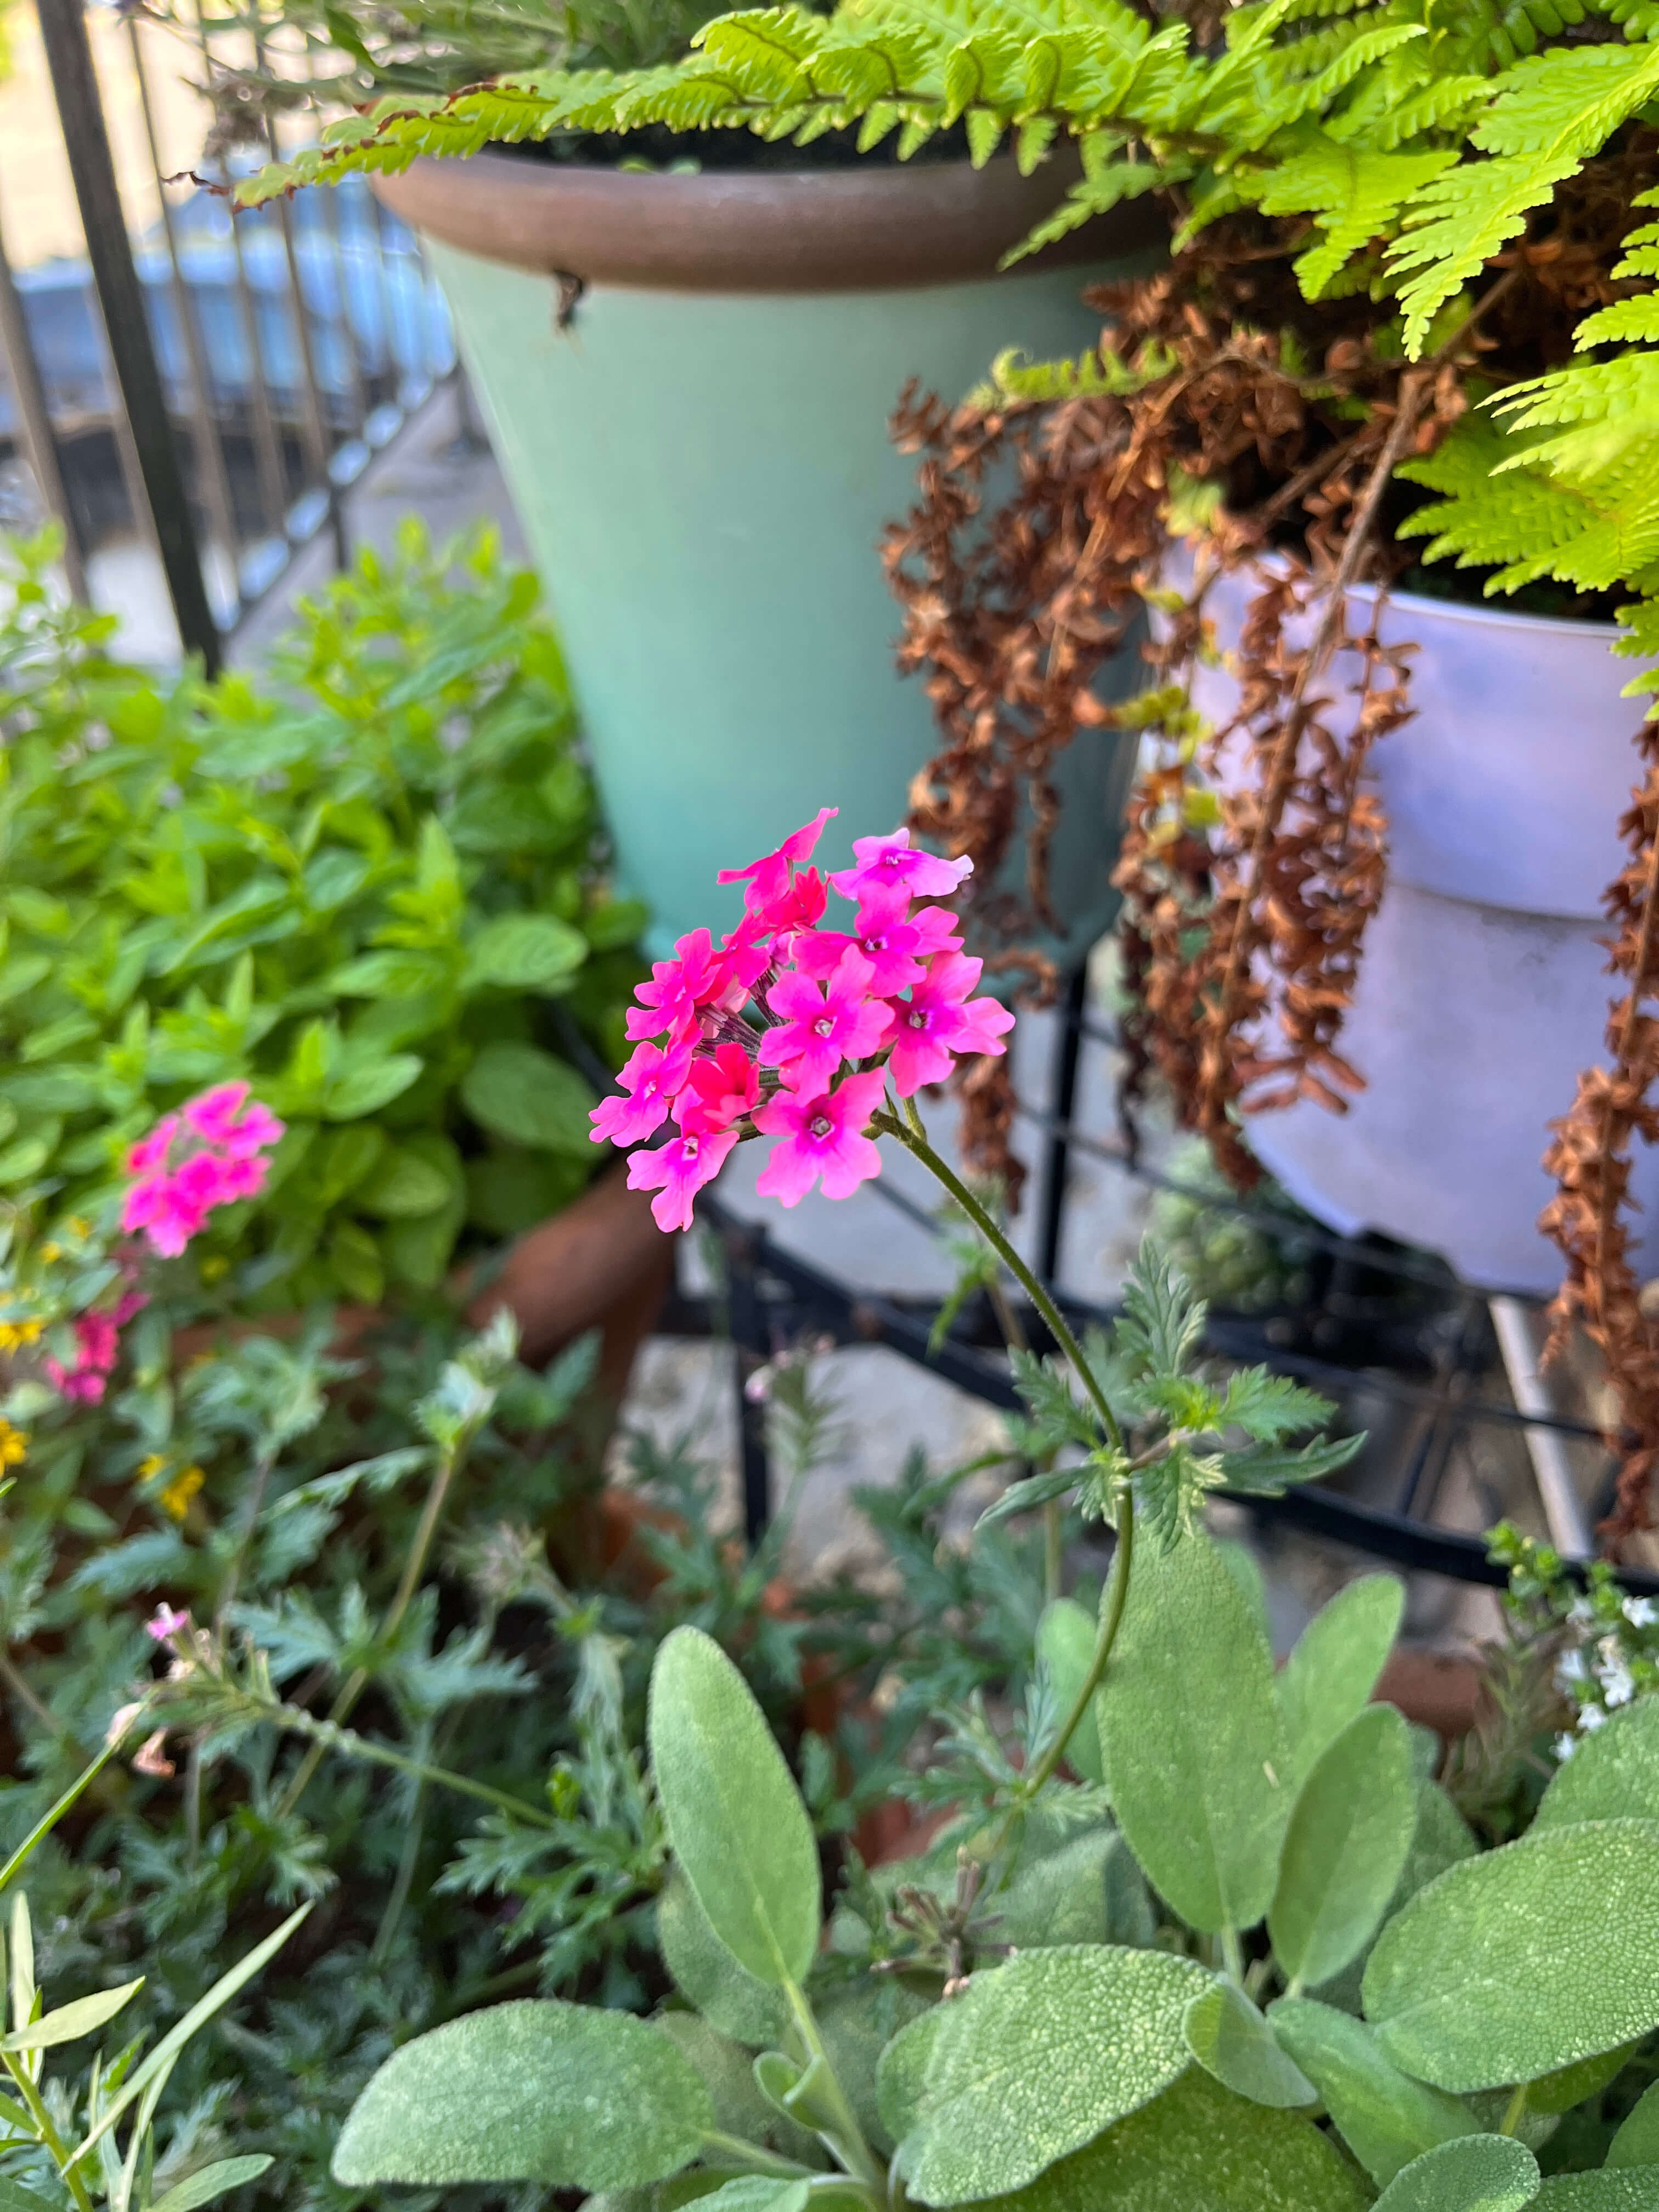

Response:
(1556, 1648), (1589, 1688)
(1569, 1596), (1596, 1628)
(1580, 1702), (1609, 1733)
(1624, 1596), (1657, 1628)
(1600, 1656), (1636, 1708)
(1553, 1731), (1579, 1763)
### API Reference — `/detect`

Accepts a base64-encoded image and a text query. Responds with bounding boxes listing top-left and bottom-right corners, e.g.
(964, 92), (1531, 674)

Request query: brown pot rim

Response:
(371, 145), (1165, 292)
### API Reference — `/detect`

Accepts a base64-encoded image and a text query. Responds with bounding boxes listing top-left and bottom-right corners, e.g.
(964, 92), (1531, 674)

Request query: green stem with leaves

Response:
(3, 2049), (96, 2212)
(874, 1099), (1137, 1840)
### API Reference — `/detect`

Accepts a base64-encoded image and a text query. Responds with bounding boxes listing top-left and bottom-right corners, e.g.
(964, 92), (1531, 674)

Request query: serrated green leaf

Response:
(1271, 1704), (1416, 1991)
(648, 1628), (820, 1988)
(461, 1041), (596, 1156)
(149, 2155), (275, 2212)
(1278, 1576), (1404, 1785)
(898, 1945), (1207, 2203)
(1532, 1701), (1659, 1831)
(331, 2002), (712, 2188)
(979, 1468), (1080, 1531)
(1184, 1980), (1318, 2110)
(1370, 2136), (1539, 2212)
(1268, 1997), (1477, 2186)
(1036, 1599), (1103, 1785)
(1363, 1820), (1659, 2092)
(1099, 1529), (1290, 1936)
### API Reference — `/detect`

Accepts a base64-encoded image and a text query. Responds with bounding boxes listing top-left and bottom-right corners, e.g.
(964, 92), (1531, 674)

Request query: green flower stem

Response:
(1499, 2083), (1530, 2138)
(700, 2131), (819, 2180)
(276, 1432), (467, 1818)
(265, 1699), (558, 1830)
(873, 1109), (1127, 1455)
(4, 2049), (95, 2212)
(0, 1735), (123, 1895)
(875, 1101), (1137, 1795)
(783, 1977), (885, 2192)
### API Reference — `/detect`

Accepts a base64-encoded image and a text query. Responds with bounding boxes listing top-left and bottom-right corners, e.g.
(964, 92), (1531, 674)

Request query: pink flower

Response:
(760, 951), (892, 1092)
(753, 1069), (886, 1205)
(830, 829), (973, 905)
(183, 1082), (252, 1145)
(752, 866), (828, 941)
(44, 1364), (107, 1404)
(675, 1042), (760, 1135)
(145, 1602), (190, 1643)
(127, 1114), (181, 1177)
(590, 1036), (695, 1147)
(717, 807), (838, 916)
(625, 928), (770, 1045)
(794, 887), (962, 996)
(44, 1308), (131, 1402)
(627, 1127), (738, 1233)
(885, 953), (1015, 1096)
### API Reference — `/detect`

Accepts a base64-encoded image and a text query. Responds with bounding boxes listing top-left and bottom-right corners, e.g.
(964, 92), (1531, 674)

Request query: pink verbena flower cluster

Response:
(590, 811), (1014, 1232)
(122, 1082), (286, 1259)
(43, 1294), (146, 1404)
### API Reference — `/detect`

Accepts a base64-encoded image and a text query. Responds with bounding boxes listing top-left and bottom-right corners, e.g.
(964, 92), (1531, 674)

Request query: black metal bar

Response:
(722, 1218), (774, 1544)
(0, 186), (91, 602)
(1038, 964), (1089, 1282)
(126, 14), (242, 621)
(34, 0), (220, 671)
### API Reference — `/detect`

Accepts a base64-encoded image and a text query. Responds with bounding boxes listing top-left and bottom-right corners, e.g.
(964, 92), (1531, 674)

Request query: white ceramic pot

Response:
(1190, 565), (1657, 1294)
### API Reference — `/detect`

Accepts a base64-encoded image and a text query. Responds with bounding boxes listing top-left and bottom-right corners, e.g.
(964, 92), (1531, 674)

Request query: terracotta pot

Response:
(372, 150), (1158, 960)
(1374, 1645), (1486, 1746)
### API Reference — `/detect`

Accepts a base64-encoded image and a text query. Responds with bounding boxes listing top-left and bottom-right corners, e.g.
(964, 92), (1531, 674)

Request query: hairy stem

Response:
(783, 1977), (885, 2190)
(4, 2051), (95, 2212)
(874, 1109), (1125, 1453)
(263, 1699), (557, 1830)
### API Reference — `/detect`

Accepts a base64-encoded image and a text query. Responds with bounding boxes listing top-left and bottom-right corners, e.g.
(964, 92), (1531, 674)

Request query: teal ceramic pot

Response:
(375, 150), (1161, 959)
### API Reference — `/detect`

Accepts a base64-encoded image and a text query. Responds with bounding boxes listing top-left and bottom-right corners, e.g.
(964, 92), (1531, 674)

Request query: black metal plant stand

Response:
(673, 956), (1657, 1600)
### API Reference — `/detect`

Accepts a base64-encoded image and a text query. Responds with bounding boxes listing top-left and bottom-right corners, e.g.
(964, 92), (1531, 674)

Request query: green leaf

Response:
(462, 1041), (597, 1157)
(1277, 1576), (1404, 1785)
(0, 1977), (144, 2051)
(1099, 1529), (1290, 1936)
(321, 1052), (422, 1120)
(648, 1627), (820, 1987)
(692, 2183), (809, 2212)
(957, 2064), (1368, 2212)
(1370, 2136), (1539, 2212)
(356, 1144), (455, 1219)
(1609, 2080), (1659, 2168)
(1522, 2042), (1635, 2117)
(656, 1873), (789, 2047)
(1183, 1980), (1318, 2110)
(1270, 1705), (1416, 1991)
(0, 2182), (62, 2212)
(1363, 1820), (1659, 2092)
(149, 2156), (275, 2212)
(877, 2010), (944, 2150)
(1532, 1701), (1659, 1831)
(996, 1827), (1122, 1951)
(331, 2001), (712, 2188)
(1116, 1239), (1206, 1380)
(653, 2013), (803, 2154)
(1532, 2177), (1659, 2210)
(1268, 1998), (1477, 2187)
(897, 1945), (1206, 2203)
(464, 913), (588, 991)
(1036, 1599), (1104, 1785)
(1218, 1541), (1272, 1644)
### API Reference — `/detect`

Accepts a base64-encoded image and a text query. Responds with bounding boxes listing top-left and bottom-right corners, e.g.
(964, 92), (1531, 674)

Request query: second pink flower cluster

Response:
(122, 1082), (286, 1259)
(589, 811), (1014, 1232)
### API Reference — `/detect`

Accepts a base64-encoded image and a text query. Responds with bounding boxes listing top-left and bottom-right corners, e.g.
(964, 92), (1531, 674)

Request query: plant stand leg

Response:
(724, 1222), (773, 1544)
(1038, 964), (1090, 1286)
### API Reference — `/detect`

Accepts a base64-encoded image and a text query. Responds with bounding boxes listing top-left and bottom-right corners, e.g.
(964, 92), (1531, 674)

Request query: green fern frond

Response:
(1576, 296), (1659, 345)
(1238, 132), (1457, 295)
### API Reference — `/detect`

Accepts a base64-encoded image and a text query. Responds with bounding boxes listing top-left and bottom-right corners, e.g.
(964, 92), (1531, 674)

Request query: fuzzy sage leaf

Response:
(1268, 1997), (1477, 2187)
(1269, 1702), (1416, 1990)
(1183, 1979), (1318, 2109)
(1099, 1528), (1290, 1937)
(1362, 1818), (1659, 2092)
(331, 2000), (713, 2188)
(1369, 2136), (1540, 2212)
(1531, 1699), (1659, 1832)
(648, 1626), (820, 1988)
(1276, 1575), (1404, 1785)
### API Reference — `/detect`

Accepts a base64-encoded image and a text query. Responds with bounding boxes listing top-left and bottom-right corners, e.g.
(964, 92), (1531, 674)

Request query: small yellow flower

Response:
(0, 1319), (43, 1353)
(0, 1420), (27, 1470)
(65, 1217), (89, 1238)
(158, 1465), (205, 1520)
(138, 1453), (169, 1481)
(38, 1243), (61, 1263)
(198, 1254), (230, 1285)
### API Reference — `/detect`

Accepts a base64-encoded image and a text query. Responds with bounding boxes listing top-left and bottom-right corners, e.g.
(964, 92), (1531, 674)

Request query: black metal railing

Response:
(0, 0), (454, 666)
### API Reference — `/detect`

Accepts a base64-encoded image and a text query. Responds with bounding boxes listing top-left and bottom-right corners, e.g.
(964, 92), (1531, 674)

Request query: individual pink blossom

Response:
(590, 1036), (695, 1147)
(717, 807), (837, 916)
(753, 1069), (886, 1205)
(760, 950), (892, 1092)
(181, 1082), (283, 1157)
(44, 1311), (128, 1402)
(794, 887), (963, 996)
(754, 866), (828, 941)
(830, 828), (973, 905)
(675, 1042), (760, 1135)
(145, 1602), (190, 1642)
(627, 1127), (739, 1233)
(885, 953), (1015, 1096)
(120, 1086), (285, 1258)
(625, 928), (770, 1044)
(127, 1114), (182, 1177)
